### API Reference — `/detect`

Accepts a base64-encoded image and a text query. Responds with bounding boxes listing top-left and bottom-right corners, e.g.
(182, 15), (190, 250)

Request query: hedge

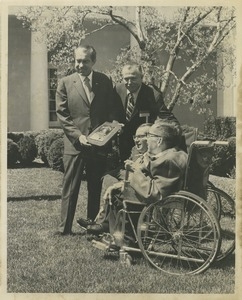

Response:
(35, 129), (63, 165)
(210, 136), (236, 178)
(17, 134), (37, 165)
(7, 138), (20, 167)
(203, 117), (236, 178)
(7, 132), (24, 144)
(181, 119), (236, 178)
(47, 138), (64, 172)
(204, 116), (236, 140)
(7, 129), (64, 170)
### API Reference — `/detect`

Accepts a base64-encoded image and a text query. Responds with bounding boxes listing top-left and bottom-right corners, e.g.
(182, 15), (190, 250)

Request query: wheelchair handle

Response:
(213, 141), (229, 146)
(192, 140), (229, 146)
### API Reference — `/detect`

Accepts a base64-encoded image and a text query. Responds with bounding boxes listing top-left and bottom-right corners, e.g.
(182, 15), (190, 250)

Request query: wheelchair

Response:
(92, 140), (235, 275)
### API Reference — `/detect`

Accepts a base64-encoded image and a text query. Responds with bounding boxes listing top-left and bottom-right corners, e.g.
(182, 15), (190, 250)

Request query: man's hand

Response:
(112, 120), (124, 135)
(103, 181), (124, 204)
(124, 160), (136, 172)
(79, 134), (91, 147)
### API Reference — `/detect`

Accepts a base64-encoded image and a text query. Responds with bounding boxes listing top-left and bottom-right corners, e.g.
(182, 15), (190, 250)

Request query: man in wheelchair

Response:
(87, 122), (188, 249)
(77, 122), (152, 230)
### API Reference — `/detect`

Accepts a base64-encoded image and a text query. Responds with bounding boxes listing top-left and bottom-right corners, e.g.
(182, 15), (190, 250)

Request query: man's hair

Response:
(135, 123), (152, 138)
(155, 118), (182, 136)
(122, 62), (143, 76)
(138, 123), (152, 130)
(151, 123), (179, 148)
(74, 45), (97, 62)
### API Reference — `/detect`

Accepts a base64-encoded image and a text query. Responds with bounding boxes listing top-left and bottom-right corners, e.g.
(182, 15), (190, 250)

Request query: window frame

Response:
(48, 65), (60, 128)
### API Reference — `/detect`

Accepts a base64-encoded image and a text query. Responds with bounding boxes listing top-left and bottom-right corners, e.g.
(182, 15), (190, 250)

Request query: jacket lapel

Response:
(120, 86), (128, 110)
(72, 72), (90, 107)
(91, 71), (99, 103)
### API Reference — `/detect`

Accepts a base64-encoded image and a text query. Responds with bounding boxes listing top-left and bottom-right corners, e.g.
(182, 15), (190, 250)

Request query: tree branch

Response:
(136, 7), (146, 42)
(168, 70), (186, 85)
(79, 10), (92, 26)
(108, 7), (146, 50)
(161, 7), (216, 95)
(62, 6), (73, 17)
(85, 23), (118, 36)
(177, 7), (190, 40)
(168, 13), (235, 111)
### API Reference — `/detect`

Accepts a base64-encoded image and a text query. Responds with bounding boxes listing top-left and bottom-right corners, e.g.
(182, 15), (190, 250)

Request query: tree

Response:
(16, 6), (236, 114)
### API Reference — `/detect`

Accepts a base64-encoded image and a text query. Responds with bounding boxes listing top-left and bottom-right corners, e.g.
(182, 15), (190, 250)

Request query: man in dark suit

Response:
(55, 45), (117, 235)
(113, 63), (168, 162)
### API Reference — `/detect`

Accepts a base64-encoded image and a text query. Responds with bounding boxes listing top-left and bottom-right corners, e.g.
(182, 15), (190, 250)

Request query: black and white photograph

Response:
(1, 0), (241, 299)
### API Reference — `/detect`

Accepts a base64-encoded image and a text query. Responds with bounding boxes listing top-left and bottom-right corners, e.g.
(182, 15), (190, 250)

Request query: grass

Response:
(7, 167), (63, 200)
(209, 175), (236, 200)
(7, 167), (236, 293)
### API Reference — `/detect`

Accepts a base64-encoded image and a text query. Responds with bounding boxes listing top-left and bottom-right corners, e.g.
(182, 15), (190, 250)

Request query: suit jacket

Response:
(114, 82), (166, 124)
(56, 71), (116, 155)
(114, 82), (166, 161)
(129, 147), (188, 203)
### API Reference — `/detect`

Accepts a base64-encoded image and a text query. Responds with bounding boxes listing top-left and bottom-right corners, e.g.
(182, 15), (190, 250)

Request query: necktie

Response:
(126, 93), (134, 121)
(83, 77), (93, 103)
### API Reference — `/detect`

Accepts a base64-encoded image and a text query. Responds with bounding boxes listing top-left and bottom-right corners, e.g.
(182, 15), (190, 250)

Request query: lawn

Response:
(6, 167), (236, 294)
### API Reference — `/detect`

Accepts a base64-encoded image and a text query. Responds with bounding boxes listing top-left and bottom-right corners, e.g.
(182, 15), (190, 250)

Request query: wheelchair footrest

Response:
(92, 240), (110, 251)
(92, 233), (118, 252)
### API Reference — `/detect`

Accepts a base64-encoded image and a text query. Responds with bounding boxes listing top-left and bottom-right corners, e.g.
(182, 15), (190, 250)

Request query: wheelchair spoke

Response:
(137, 194), (220, 275)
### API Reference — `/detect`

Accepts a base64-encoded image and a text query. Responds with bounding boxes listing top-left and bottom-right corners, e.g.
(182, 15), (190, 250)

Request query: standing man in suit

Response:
(114, 63), (168, 162)
(55, 45), (117, 235)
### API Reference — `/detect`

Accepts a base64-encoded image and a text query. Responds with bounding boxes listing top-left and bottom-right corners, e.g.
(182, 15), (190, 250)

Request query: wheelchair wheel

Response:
(207, 186), (235, 261)
(207, 181), (221, 219)
(137, 192), (221, 275)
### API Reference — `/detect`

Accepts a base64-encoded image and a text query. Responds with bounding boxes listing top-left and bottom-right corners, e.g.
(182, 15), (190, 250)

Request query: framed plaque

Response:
(87, 122), (123, 146)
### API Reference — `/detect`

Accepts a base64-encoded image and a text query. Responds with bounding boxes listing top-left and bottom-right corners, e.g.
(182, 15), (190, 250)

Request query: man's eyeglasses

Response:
(133, 134), (147, 140)
(147, 133), (162, 138)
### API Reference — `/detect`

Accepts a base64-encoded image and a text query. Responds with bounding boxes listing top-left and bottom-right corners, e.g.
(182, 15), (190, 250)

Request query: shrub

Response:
(202, 117), (236, 178)
(35, 130), (50, 164)
(7, 138), (20, 167)
(229, 166), (236, 179)
(17, 135), (37, 165)
(35, 130), (63, 165)
(25, 131), (40, 138)
(204, 116), (236, 140)
(181, 119), (236, 178)
(210, 136), (236, 178)
(47, 138), (64, 172)
(7, 132), (24, 143)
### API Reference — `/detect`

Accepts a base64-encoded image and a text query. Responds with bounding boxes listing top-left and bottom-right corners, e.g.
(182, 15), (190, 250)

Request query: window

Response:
(48, 67), (59, 127)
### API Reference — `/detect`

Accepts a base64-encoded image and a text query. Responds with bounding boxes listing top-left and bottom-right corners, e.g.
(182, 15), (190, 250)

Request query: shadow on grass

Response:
(212, 253), (235, 269)
(8, 161), (47, 169)
(7, 195), (61, 201)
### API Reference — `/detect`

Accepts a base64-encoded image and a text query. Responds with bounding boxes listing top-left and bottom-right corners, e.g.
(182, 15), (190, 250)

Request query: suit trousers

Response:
(59, 153), (106, 234)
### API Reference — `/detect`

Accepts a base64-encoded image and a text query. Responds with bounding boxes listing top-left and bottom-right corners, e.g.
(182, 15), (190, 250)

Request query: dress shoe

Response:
(77, 218), (95, 229)
(107, 243), (120, 253)
(86, 223), (109, 235)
